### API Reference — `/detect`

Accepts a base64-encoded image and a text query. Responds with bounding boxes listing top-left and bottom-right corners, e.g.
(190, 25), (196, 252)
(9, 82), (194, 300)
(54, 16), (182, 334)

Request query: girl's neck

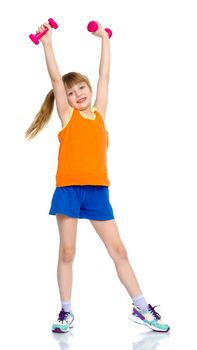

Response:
(79, 106), (94, 117)
(80, 106), (92, 113)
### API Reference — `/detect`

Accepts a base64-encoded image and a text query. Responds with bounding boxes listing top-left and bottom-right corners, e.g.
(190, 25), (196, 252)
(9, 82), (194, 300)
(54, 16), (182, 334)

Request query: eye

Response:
(80, 85), (85, 89)
(68, 92), (73, 96)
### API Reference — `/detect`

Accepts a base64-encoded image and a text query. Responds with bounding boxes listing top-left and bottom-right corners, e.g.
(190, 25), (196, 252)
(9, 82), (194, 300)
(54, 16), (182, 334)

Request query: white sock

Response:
(132, 294), (149, 312)
(61, 300), (71, 313)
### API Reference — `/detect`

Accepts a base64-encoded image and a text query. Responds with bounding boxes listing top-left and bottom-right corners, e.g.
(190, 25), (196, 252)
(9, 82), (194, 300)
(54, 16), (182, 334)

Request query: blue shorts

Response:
(48, 185), (115, 221)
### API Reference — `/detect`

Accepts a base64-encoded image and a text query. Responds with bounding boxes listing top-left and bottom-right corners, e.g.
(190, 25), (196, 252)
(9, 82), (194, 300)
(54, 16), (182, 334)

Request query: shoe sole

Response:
(52, 327), (70, 333)
(129, 315), (170, 332)
(52, 320), (74, 333)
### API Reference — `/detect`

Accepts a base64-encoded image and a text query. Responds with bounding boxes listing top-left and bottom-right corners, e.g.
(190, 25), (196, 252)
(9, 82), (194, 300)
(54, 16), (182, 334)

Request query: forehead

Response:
(66, 82), (87, 92)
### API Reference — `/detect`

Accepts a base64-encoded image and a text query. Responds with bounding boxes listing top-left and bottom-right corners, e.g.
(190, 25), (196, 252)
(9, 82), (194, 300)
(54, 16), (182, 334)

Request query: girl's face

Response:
(65, 82), (92, 109)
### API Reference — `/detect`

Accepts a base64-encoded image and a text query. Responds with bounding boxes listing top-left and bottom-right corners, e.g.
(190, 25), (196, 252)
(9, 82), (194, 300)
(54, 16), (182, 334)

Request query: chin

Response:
(78, 103), (90, 110)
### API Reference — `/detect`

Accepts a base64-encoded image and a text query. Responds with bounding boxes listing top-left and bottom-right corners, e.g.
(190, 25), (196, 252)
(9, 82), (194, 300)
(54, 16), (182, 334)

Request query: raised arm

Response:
(92, 24), (110, 120)
(38, 23), (71, 121)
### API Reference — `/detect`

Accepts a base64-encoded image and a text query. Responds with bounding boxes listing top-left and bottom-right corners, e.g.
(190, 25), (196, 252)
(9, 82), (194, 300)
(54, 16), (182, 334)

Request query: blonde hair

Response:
(24, 72), (92, 141)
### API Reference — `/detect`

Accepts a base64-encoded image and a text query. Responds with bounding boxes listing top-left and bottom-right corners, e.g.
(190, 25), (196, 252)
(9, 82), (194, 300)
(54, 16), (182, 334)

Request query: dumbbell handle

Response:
(34, 28), (48, 40)
(87, 21), (112, 38)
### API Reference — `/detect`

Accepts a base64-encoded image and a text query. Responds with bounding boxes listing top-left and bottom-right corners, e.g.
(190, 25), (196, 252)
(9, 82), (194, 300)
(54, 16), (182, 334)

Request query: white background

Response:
(0, 0), (197, 349)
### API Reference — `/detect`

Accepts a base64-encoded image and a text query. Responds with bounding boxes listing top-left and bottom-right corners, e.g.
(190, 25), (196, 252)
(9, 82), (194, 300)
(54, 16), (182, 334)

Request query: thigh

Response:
(56, 214), (78, 249)
(90, 219), (126, 256)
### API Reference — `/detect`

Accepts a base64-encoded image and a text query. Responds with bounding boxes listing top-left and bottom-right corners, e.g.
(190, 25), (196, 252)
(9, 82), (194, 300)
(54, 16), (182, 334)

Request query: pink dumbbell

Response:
(29, 18), (58, 45)
(87, 21), (112, 38)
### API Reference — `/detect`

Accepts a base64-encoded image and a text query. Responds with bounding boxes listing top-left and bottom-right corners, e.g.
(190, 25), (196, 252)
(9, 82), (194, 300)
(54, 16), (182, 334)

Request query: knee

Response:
(60, 247), (76, 263)
(110, 243), (128, 261)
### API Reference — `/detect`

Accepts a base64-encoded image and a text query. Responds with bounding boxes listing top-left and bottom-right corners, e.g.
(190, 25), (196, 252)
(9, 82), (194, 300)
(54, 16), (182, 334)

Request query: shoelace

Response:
(58, 308), (71, 321)
(148, 304), (161, 320)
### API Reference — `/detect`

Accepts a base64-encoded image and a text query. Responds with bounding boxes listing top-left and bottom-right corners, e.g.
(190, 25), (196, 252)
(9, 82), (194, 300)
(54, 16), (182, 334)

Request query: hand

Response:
(91, 22), (109, 39)
(36, 23), (52, 45)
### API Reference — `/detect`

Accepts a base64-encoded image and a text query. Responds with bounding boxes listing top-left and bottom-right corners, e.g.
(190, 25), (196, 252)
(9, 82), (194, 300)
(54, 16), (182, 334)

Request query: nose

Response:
(77, 88), (84, 96)
(75, 91), (82, 99)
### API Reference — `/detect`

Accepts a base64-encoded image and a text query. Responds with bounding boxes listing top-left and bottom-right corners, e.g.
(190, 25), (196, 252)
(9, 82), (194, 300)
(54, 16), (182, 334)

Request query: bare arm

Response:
(43, 42), (62, 81)
(38, 23), (71, 120)
(93, 24), (110, 119)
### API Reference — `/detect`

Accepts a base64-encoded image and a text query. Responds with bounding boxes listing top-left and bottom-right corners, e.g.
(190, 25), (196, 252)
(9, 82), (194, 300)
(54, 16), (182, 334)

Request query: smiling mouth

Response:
(77, 98), (86, 103)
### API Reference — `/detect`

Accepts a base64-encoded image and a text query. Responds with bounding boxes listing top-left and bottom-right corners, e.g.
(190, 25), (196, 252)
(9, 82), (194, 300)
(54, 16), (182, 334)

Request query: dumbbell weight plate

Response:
(48, 18), (58, 29)
(29, 33), (39, 45)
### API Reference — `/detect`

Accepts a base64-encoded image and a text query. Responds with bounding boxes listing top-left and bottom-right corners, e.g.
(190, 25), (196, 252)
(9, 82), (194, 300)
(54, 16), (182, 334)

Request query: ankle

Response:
(61, 300), (72, 313)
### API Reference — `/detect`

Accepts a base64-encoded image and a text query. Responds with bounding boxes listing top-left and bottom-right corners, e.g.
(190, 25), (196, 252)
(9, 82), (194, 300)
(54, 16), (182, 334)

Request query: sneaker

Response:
(52, 308), (74, 333)
(129, 303), (170, 332)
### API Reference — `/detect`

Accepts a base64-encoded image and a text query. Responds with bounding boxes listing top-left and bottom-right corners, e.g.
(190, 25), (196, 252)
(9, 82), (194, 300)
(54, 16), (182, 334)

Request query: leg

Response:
(56, 214), (78, 301)
(90, 219), (142, 297)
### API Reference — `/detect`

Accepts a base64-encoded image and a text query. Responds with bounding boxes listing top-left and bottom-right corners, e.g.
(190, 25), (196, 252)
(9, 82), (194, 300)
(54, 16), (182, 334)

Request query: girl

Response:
(25, 21), (170, 334)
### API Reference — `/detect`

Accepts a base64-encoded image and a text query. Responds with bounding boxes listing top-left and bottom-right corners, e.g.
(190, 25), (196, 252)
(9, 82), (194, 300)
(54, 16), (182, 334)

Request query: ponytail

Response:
(25, 71), (92, 141)
(24, 89), (54, 141)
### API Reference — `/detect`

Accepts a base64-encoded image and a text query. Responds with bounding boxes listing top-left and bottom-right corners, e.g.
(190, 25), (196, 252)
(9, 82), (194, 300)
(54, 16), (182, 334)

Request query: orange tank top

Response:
(55, 107), (110, 187)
